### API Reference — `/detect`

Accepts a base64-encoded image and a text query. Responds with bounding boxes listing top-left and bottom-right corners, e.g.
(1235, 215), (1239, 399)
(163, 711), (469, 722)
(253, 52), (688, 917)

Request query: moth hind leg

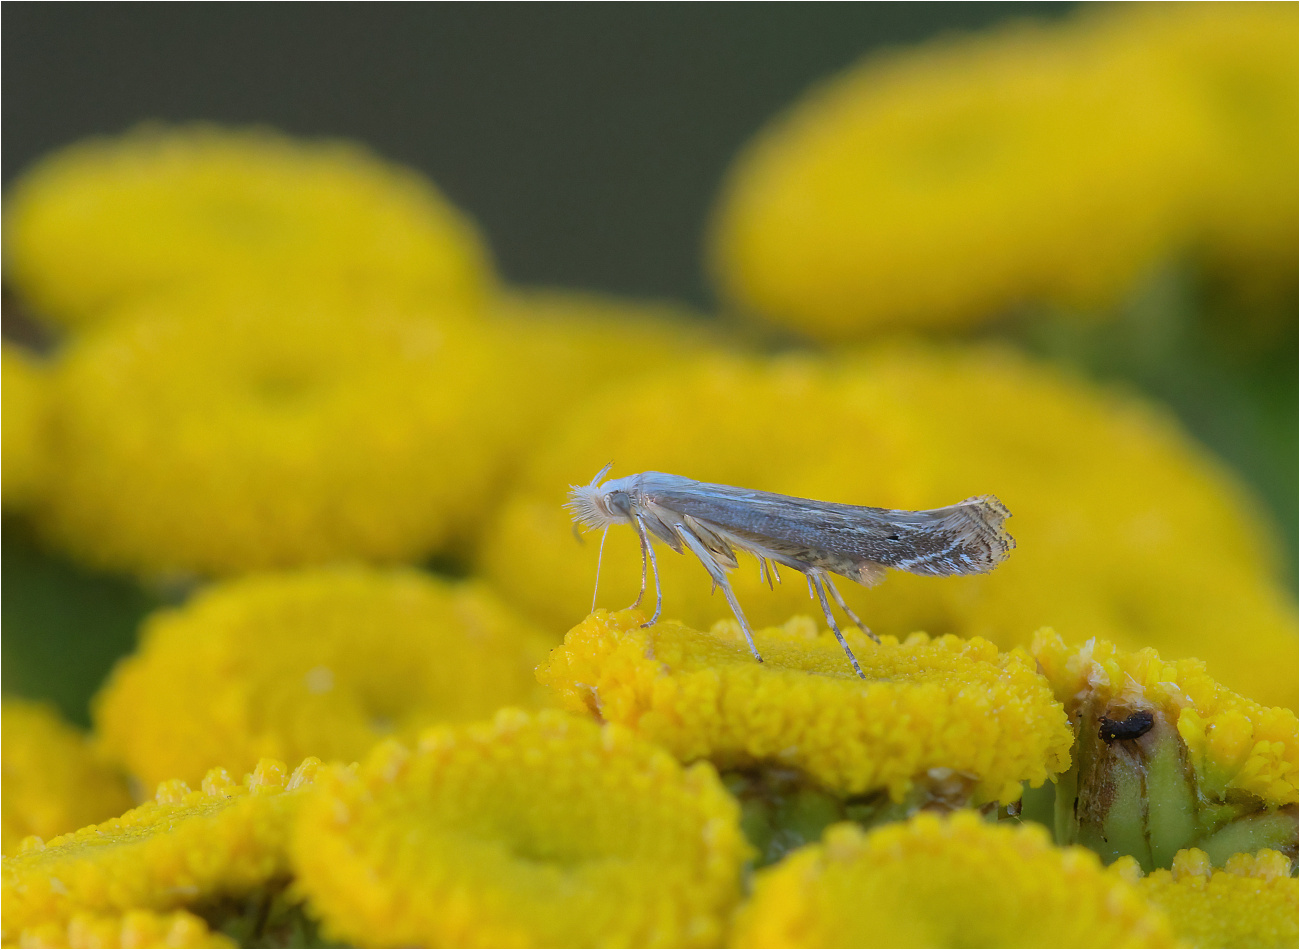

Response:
(809, 572), (867, 679)
(822, 573), (880, 644)
(675, 523), (764, 665)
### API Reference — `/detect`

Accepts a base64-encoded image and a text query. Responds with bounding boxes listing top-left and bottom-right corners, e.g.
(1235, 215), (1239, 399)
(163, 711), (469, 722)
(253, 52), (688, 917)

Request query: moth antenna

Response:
(591, 526), (610, 613)
(810, 573), (866, 679)
(589, 461), (614, 487)
(822, 573), (879, 644)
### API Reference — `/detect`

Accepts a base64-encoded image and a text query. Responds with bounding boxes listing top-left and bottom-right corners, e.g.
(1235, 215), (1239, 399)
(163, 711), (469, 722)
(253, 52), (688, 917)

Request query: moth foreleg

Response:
(634, 515), (664, 626)
(809, 572), (866, 679)
(675, 523), (764, 665)
(822, 573), (880, 644)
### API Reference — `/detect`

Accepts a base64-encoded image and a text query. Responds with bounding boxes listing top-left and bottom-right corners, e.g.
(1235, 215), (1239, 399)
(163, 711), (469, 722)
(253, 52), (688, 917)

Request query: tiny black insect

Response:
(1098, 710), (1155, 743)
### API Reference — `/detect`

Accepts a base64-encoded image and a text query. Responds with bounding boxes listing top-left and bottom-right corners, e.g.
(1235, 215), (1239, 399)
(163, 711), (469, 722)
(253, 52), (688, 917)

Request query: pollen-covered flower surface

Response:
(483, 346), (1297, 708)
(709, 2), (1296, 339)
(291, 709), (752, 948)
(12, 909), (235, 949)
(2, 343), (50, 511)
(1, 699), (134, 856)
(34, 290), (523, 576)
(3, 124), (494, 329)
(95, 566), (556, 789)
(1, 757), (318, 941)
(730, 812), (1174, 948)
(539, 610), (1071, 804)
(1135, 848), (1298, 949)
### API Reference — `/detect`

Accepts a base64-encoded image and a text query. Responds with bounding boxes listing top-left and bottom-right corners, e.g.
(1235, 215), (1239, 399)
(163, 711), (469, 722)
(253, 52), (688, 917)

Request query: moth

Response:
(566, 466), (1014, 678)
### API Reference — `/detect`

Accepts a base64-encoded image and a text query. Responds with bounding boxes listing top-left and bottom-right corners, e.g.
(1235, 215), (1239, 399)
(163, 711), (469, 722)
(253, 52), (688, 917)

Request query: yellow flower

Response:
(730, 812), (1173, 948)
(708, 4), (1293, 339)
(1, 698), (134, 856)
(1034, 630), (1297, 870)
(1136, 848), (1298, 949)
(291, 709), (752, 948)
(13, 909), (234, 949)
(34, 289), (523, 576)
(539, 610), (1071, 805)
(2, 343), (50, 510)
(95, 566), (556, 789)
(481, 345), (1297, 709)
(1, 757), (318, 940)
(4, 124), (493, 329)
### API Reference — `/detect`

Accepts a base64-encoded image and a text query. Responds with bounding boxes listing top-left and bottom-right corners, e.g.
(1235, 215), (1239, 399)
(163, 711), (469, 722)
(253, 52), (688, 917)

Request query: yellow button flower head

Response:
(540, 610), (1071, 806)
(482, 345), (1297, 708)
(1, 757), (318, 941)
(2, 343), (50, 510)
(36, 289), (523, 576)
(95, 566), (556, 789)
(731, 812), (1173, 948)
(1034, 630), (1297, 870)
(709, 4), (1293, 339)
(1, 698), (134, 856)
(14, 909), (234, 949)
(4, 124), (494, 329)
(292, 709), (751, 948)
(1136, 848), (1298, 949)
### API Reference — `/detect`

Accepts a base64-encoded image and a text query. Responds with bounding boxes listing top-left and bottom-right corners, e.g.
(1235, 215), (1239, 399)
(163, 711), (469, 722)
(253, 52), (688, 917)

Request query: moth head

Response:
(565, 465), (636, 530)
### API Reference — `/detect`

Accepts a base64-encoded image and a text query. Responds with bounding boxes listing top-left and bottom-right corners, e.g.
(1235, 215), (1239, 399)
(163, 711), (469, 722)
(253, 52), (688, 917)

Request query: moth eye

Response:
(606, 491), (634, 517)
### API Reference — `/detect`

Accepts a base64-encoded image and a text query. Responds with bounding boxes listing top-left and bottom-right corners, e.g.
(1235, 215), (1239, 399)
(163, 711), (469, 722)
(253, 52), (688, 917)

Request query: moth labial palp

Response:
(565, 468), (1015, 680)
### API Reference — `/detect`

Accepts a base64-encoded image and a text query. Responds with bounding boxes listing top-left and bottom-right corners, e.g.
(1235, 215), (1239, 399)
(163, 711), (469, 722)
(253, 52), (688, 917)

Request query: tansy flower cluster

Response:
(3, 5), (1296, 947)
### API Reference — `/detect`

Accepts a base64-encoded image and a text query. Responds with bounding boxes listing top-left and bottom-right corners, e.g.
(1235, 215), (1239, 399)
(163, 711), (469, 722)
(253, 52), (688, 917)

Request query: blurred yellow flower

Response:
(541, 610), (1070, 804)
(730, 812), (1173, 948)
(481, 345), (1297, 708)
(1, 698), (134, 856)
(709, 3), (1294, 339)
(1034, 630), (1297, 869)
(34, 289), (523, 576)
(4, 124), (494, 329)
(1, 757), (317, 940)
(95, 565), (556, 789)
(13, 909), (234, 949)
(1137, 848), (1298, 949)
(2, 343), (50, 510)
(292, 709), (751, 948)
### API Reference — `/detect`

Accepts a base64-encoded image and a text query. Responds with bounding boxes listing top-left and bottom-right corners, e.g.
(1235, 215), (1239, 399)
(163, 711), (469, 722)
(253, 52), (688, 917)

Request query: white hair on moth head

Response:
(565, 463), (633, 531)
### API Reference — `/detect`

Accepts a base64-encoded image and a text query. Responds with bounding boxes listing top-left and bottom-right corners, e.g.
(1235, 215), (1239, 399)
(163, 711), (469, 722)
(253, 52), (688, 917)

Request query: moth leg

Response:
(809, 572), (866, 679)
(675, 523), (764, 665)
(822, 574), (880, 644)
(771, 561), (781, 585)
(758, 557), (776, 591)
(625, 515), (651, 610)
(634, 515), (664, 626)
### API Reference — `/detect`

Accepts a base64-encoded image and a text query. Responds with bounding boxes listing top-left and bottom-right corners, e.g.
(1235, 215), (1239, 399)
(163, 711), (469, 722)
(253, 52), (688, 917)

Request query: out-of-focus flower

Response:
(1034, 630), (1297, 870)
(481, 346), (1297, 708)
(539, 610), (1071, 805)
(1133, 848), (1298, 949)
(95, 566), (556, 789)
(1, 698), (134, 856)
(2, 343), (50, 510)
(730, 812), (1173, 948)
(709, 3), (1295, 339)
(1, 757), (318, 941)
(292, 708), (751, 948)
(13, 910), (234, 949)
(34, 289), (523, 576)
(4, 124), (494, 329)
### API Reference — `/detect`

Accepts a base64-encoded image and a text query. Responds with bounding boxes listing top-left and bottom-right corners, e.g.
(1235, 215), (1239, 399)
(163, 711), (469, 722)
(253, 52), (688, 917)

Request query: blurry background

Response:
(3, 3), (1294, 728)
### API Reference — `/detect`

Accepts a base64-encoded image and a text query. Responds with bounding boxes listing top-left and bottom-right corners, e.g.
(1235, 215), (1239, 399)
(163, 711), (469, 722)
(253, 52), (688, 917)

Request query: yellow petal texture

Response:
(730, 813), (1174, 948)
(35, 289), (521, 576)
(1, 699), (134, 856)
(539, 610), (1071, 804)
(1032, 630), (1297, 809)
(2, 344), (50, 510)
(291, 709), (752, 948)
(1137, 848), (1298, 949)
(4, 124), (493, 329)
(481, 345), (1297, 708)
(709, 3), (1293, 339)
(12, 909), (235, 949)
(95, 566), (556, 789)
(1, 757), (318, 940)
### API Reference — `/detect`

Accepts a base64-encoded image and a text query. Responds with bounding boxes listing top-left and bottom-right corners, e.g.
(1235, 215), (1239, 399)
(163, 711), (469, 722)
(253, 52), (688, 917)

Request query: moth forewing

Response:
(567, 469), (1015, 680)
